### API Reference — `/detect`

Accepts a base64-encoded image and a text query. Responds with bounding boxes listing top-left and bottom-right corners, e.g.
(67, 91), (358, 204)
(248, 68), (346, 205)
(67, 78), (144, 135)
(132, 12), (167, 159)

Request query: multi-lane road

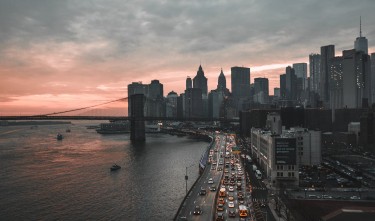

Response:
(176, 135), (226, 221)
(176, 134), (274, 221)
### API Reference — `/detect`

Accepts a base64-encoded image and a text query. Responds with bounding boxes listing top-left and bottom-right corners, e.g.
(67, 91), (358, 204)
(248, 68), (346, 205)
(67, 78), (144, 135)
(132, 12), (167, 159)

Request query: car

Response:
(216, 212), (224, 221)
(323, 195), (333, 199)
(260, 203), (266, 208)
(193, 206), (202, 215)
(228, 195), (234, 201)
(211, 166), (216, 170)
(217, 203), (224, 211)
(228, 202), (235, 208)
(218, 197), (225, 205)
(229, 186), (234, 191)
(350, 196), (360, 200)
(217, 167), (223, 171)
(199, 188), (206, 195)
(210, 185), (217, 191)
(224, 169), (229, 173)
(208, 178), (214, 184)
(228, 210), (236, 217)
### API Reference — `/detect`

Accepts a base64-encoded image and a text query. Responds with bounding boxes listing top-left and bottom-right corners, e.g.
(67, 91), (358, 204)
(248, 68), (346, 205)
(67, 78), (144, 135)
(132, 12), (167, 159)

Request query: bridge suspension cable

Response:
(34, 97), (128, 116)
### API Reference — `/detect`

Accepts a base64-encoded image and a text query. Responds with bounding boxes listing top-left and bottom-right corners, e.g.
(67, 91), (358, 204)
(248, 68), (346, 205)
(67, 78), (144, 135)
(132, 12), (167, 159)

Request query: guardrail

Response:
(173, 135), (214, 221)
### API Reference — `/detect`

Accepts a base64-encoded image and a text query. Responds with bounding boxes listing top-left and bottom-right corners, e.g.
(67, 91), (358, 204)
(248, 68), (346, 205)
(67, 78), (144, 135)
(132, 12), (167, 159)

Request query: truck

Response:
(252, 165), (257, 171)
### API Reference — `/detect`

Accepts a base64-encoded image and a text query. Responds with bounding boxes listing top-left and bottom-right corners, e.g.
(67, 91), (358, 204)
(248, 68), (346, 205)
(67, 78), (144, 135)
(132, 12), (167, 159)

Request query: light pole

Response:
(185, 164), (195, 195)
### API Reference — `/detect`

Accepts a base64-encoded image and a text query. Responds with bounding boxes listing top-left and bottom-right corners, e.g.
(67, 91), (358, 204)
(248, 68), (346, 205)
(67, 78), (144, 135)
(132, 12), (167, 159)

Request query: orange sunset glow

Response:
(1, 1), (374, 115)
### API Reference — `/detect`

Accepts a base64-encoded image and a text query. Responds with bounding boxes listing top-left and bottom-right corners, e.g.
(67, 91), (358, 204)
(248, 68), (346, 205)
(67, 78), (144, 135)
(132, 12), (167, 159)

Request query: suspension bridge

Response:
(0, 94), (238, 141)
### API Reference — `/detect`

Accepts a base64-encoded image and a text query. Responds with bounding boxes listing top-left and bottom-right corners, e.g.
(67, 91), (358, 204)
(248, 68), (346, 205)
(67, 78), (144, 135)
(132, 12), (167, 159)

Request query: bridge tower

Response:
(130, 94), (145, 141)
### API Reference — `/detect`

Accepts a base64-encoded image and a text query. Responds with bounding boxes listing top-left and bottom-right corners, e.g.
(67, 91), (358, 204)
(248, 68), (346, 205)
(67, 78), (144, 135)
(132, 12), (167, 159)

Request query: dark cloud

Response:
(0, 0), (375, 111)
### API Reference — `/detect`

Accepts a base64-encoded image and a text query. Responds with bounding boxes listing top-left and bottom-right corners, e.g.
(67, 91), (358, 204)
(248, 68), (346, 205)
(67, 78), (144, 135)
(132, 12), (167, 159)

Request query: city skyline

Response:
(1, 1), (375, 114)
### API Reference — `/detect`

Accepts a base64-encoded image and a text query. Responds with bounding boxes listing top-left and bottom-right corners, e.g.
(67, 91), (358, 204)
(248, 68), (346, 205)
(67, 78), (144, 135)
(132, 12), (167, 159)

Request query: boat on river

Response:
(110, 164), (121, 171)
(57, 133), (63, 140)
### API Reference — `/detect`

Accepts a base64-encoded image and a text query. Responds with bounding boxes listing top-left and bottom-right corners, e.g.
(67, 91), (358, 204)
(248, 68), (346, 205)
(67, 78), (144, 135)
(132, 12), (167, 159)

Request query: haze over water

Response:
(0, 121), (207, 220)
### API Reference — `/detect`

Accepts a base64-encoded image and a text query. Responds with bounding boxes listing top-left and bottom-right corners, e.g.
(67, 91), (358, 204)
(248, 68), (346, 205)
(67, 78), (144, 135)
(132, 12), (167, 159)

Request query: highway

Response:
(176, 135), (226, 221)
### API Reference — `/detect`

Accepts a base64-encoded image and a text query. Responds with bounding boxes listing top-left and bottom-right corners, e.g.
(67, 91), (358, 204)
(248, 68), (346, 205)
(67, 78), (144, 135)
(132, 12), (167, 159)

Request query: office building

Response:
(193, 65), (208, 96)
(280, 74), (286, 99)
(251, 113), (321, 187)
(342, 49), (371, 108)
(166, 91), (178, 118)
(184, 88), (203, 118)
(293, 63), (308, 90)
(217, 69), (230, 96)
(320, 45), (335, 106)
(309, 54), (321, 93)
(274, 88), (280, 98)
(186, 77), (192, 89)
(254, 77), (269, 104)
(208, 89), (225, 118)
(231, 66), (251, 112)
(286, 66), (297, 101)
(354, 17), (368, 54)
(329, 56), (344, 109)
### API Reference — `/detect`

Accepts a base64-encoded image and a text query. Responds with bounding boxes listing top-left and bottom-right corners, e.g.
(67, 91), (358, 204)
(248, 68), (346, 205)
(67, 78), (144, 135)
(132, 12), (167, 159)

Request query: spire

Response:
(360, 16), (362, 37)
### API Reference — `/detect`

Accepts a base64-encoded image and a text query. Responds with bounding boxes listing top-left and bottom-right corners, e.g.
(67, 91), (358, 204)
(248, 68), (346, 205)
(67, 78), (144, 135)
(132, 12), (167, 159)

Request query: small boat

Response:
(110, 164), (121, 171)
(57, 133), (63, 140)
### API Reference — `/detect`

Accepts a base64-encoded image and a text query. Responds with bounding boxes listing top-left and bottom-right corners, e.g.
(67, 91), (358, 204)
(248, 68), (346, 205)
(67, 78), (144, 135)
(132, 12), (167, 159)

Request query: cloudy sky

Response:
(1, 0), (374, 115)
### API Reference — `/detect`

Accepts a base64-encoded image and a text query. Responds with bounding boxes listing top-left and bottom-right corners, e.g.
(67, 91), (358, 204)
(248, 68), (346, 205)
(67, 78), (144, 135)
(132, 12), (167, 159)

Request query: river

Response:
(0, 121), (208, 220)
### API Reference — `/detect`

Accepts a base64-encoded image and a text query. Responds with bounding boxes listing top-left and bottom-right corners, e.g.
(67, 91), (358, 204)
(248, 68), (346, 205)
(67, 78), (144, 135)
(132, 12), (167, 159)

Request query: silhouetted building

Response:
(193, 65), (208, 96)
(184, 88), (203, 118)
(329, 56), (344, 109)
(354, 17), (368, 54)
(320, 45), (335, 107)
(293, 63), (308, 90)
(186, 76), (192, 89)
(280, 74), (286, 99)
(310, 54), (321, 93)
(166, 91), (178, 118)
(286, 66), (297, 101)
(274, 88), (280, 98)
(254, 77), (269, 104)
(360, 109), (375, 152)
(208, 89), (224, 118)
(177, 94), (184, 118)
(334, 108), (365, 132)
(342, 49), (371, 108)
(231, 66), (251, 113)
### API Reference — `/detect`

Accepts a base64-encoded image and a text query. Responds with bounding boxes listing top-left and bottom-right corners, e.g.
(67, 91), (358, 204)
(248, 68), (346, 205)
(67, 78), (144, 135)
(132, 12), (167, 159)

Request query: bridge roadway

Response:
(0, 115), (239, 122)
(175, 135), (226, 221)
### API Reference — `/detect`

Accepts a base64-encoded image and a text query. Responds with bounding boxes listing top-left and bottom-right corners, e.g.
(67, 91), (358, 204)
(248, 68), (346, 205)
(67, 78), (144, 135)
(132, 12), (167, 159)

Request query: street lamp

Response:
(185, 164), (195, 195)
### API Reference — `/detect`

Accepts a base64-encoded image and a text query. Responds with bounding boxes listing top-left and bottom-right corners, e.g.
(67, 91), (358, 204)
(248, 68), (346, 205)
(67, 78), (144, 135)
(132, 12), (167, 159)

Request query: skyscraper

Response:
(293, 63), (308, 90)
(309, 54), (321, 93)
(342, 49), (371, 108)
(329, 56), (344, 109)
(149, 80), (163, 99)
(193, 65), (208, 96)
(184, 88), (203, 118)
(186, 76), (192, 89)
(231, 66), (250, 112)
(354, 17), (368, 54)
(254, 77), (269, 104)
(280, 74), (286, 99)
(286, 66), (297, 100)
(320, 45), (335, 106)
(217, 69), (226, 90)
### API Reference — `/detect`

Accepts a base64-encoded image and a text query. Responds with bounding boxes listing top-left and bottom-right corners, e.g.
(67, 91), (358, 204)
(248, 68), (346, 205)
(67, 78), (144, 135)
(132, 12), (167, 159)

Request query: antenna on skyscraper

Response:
(360, 16), (362, 37)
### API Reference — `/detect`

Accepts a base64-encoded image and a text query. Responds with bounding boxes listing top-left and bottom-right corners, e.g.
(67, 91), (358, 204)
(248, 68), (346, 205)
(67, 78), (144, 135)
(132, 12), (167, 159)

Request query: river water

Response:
(0, 121), (208, 220)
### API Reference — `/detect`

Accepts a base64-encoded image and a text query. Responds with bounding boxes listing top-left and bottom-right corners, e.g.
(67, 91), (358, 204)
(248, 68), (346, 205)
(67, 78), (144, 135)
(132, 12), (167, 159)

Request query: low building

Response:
(250, 113), (321, 187)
